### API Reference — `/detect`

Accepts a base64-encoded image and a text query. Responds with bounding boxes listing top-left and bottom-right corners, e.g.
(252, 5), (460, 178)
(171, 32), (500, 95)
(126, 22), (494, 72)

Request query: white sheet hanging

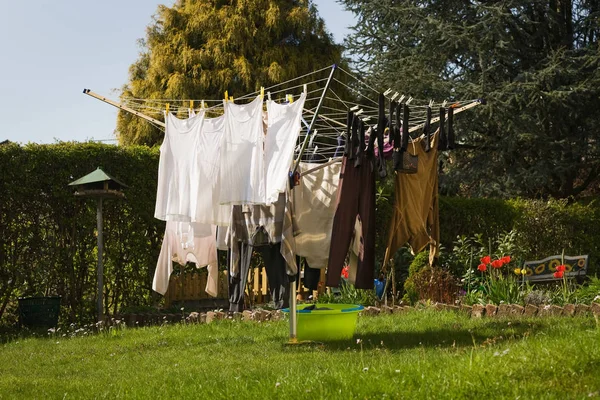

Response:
(155, 110), (205, 222)
(219, 95), (265, 205)
(265, 92), (307, 205)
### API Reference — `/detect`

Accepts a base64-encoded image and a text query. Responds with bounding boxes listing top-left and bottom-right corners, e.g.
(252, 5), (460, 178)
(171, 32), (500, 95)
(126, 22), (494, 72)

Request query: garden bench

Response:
(522, 254), (588, 283)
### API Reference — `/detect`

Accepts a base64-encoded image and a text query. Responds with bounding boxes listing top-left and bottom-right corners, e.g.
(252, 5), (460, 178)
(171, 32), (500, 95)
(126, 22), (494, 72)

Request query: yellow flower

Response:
(514, 268), (521, 275)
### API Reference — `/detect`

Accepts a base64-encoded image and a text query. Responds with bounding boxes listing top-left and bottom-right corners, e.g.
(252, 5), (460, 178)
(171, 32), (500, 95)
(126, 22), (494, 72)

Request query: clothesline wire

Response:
(337, 66), (381, 95)
(332, 78), (379, 106)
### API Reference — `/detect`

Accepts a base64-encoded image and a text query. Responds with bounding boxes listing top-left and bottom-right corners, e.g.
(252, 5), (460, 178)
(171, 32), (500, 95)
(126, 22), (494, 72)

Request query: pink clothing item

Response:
(153, 221), (218, 297)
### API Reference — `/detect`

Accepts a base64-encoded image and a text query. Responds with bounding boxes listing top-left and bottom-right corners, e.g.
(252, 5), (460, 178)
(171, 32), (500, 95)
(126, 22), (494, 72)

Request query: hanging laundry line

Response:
(83, 63), (485, 344)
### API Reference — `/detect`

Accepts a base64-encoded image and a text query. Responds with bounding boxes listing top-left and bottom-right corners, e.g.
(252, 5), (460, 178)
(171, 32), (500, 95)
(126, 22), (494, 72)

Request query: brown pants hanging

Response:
(326, 154), (376, 289)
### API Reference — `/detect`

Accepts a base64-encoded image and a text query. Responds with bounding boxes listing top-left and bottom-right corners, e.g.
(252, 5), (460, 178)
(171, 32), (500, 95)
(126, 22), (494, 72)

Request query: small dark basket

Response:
(18, 296), (61, 328)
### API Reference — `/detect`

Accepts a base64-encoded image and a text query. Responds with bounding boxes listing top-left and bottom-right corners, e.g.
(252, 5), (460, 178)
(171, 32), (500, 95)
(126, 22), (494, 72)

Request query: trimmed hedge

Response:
(0, 142), (163, 325)
(1, 143), (599, 326)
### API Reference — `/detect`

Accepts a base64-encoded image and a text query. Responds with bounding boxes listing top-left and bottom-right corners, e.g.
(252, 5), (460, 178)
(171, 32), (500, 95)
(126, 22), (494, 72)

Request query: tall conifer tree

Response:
(117, 0), (341, 146)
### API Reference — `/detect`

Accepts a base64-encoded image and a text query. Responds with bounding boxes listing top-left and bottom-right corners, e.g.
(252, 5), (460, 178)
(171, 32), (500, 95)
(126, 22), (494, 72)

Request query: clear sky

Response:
(0, 1), (354, 144)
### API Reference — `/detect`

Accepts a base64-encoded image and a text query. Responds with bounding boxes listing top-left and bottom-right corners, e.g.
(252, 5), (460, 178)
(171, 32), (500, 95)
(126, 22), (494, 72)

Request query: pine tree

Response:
(117, 0), (342, 146)
(342, 0), (600, 198)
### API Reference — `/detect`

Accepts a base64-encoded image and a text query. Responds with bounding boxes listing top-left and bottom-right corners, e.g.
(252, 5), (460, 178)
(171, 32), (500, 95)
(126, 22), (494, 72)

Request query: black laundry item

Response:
(228, 242), (291, 312)
(401, 104), (410, 151)
(447, 106), (455, 149)
(390, 100), (399, 150)
(326, 152), (376, 289)
(423, 106), (432, 153)
(375, 93), (387, 178)
(228, 242), (253, 313)
(257, 244), (290, 310)
(293, 256), (321, 292)
(354, 119), (365, 168)
(438, 107), (447, 151)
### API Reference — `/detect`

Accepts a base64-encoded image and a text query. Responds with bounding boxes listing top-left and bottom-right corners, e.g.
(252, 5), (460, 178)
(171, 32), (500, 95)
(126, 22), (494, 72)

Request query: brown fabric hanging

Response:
(383, 130), (440, 268)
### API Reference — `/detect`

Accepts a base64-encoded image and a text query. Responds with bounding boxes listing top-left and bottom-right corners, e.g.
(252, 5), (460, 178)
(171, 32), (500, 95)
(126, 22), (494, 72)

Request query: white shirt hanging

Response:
(219, 96), (265, 205)
(155, 111), (205, 222)
(195, 114), (231, 226)
(264, 92), (307, 204)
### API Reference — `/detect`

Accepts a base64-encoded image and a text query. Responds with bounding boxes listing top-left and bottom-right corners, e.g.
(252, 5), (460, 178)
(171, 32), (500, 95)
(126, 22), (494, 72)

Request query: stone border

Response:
(361, 302), (600, 319)
(114, 302), (600, 327)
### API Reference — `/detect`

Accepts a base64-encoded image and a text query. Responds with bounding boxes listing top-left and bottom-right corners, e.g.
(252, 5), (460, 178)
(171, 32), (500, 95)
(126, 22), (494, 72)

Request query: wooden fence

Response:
(164, 268), (326, 307)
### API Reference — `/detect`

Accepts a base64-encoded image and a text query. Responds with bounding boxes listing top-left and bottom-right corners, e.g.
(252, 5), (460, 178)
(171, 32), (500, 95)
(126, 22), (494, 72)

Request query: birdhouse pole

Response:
(96, 197), (104, 322)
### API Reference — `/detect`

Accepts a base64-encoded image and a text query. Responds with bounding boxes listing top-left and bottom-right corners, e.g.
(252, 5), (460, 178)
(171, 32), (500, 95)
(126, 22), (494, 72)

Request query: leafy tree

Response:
(117, 0), (342, 146)
(341, 0), (600, 199)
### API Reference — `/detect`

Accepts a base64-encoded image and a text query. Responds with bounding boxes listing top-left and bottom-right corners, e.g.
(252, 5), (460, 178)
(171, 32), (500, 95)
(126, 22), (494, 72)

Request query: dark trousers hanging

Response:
(228, 242), (253, 313)
(326, 153), (376, 289)
(294, 256), (322, 291)
(228, 242), (290, 312)
(257, 244), (290, 310)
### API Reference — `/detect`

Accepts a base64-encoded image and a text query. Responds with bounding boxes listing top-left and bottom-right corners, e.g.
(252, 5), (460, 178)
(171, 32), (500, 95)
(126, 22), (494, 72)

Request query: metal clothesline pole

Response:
(292, 64), (338, 175)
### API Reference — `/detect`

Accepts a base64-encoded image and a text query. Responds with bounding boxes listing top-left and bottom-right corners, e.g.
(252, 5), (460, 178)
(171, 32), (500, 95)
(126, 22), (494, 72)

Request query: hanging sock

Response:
(401, 104), (409, 151)
(354, 119), (365, 168)
(423, 106), (432, 153)
(375, 93), (387, 178)
(438, 107), (448, 151)
(447, 106), (455, 150)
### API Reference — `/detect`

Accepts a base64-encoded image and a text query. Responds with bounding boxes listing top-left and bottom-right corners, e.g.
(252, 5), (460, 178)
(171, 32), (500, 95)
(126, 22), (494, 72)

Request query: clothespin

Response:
(429, 99), (434, 108)
(309, 129), (318, 147)
(288, 94), (294, 103)
(189, 100), (194, 110)
(397, 95), (405, 104)
(391, 92), (399, 101)
(355, 109), (364, 116)
(166, 103), (170, 114)
(350, 105), (360, 111)
(230, 95), (234, 102)
(406, 97), (413, 105)
(224, 91), (228, 102)
(451, 102), (460, 108)
(201, 100), (205, 109)
(260, 86), (264, 99)
(267, 91), (271, 101)
(303, 84), (307, 95)
(383, 88), (393, 96)
(442, 100), (447, 108)
(362, 116), (372, 122)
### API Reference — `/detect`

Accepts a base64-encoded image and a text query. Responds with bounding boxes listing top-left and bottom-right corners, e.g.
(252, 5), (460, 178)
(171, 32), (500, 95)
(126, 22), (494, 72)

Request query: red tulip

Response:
(491, 259), (504, 269)
(477, 263), (487, 272)
(553, 271), (564, 279)
(341, 266), (349, 279)
(480, 255), (491, 265)
(501, 256), (511, 264)
(556, 265), (566, 272)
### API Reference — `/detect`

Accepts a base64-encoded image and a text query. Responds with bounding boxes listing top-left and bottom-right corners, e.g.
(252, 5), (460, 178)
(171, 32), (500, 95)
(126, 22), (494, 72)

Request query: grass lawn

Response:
(1, 309), (599, 399)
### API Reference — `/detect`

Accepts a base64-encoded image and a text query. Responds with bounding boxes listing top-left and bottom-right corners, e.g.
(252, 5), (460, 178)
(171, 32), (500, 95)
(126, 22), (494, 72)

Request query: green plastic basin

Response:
(282, 304), (363, 341)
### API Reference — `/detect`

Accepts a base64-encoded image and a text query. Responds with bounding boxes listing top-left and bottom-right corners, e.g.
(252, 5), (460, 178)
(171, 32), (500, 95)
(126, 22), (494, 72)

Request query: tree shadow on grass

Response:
(282, 320), (544, 352)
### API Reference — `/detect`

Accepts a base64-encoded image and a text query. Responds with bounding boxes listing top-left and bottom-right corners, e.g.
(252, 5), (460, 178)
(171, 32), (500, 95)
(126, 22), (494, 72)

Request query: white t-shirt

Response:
(155, 111), (205, 222)
(219, 95), (265, 205)
(264, 92), (306, 204)
(195, 114), (231, 226)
